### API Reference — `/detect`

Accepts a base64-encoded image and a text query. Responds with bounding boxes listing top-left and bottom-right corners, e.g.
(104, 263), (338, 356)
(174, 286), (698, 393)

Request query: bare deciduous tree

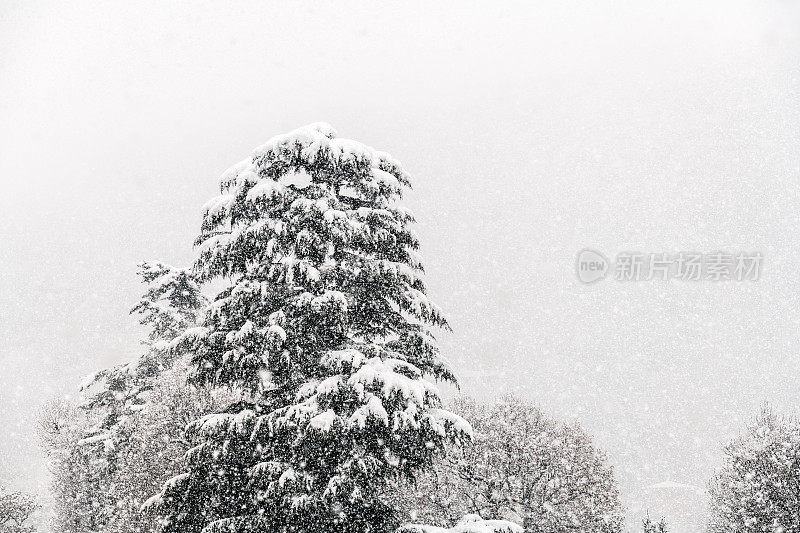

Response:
(395, 395), (625, 533)
(0, 486), (38, 533)
(707, 406), (800, 533)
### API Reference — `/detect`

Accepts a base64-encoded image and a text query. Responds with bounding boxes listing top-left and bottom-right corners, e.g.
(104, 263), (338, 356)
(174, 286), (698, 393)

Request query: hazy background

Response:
(2, 2), (800, 530)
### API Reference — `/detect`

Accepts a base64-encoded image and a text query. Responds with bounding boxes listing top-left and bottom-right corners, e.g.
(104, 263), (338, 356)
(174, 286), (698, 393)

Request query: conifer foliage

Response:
(149, 123), (470, 533)
(81, 261), (207, 446)
(41, 262), (210, 532)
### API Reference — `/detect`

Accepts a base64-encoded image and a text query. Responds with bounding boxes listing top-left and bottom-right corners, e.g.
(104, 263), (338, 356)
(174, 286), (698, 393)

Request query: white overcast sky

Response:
(1, 2), (799, 530)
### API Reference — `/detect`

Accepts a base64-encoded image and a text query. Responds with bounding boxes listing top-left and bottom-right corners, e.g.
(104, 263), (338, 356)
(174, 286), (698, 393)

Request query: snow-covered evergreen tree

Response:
(707, 406), (800, 533)
(81, 261), (206, 444)
(41, 261), (209, 532)
(131, 261), (208, 345)
(148, 123), (469, 533)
